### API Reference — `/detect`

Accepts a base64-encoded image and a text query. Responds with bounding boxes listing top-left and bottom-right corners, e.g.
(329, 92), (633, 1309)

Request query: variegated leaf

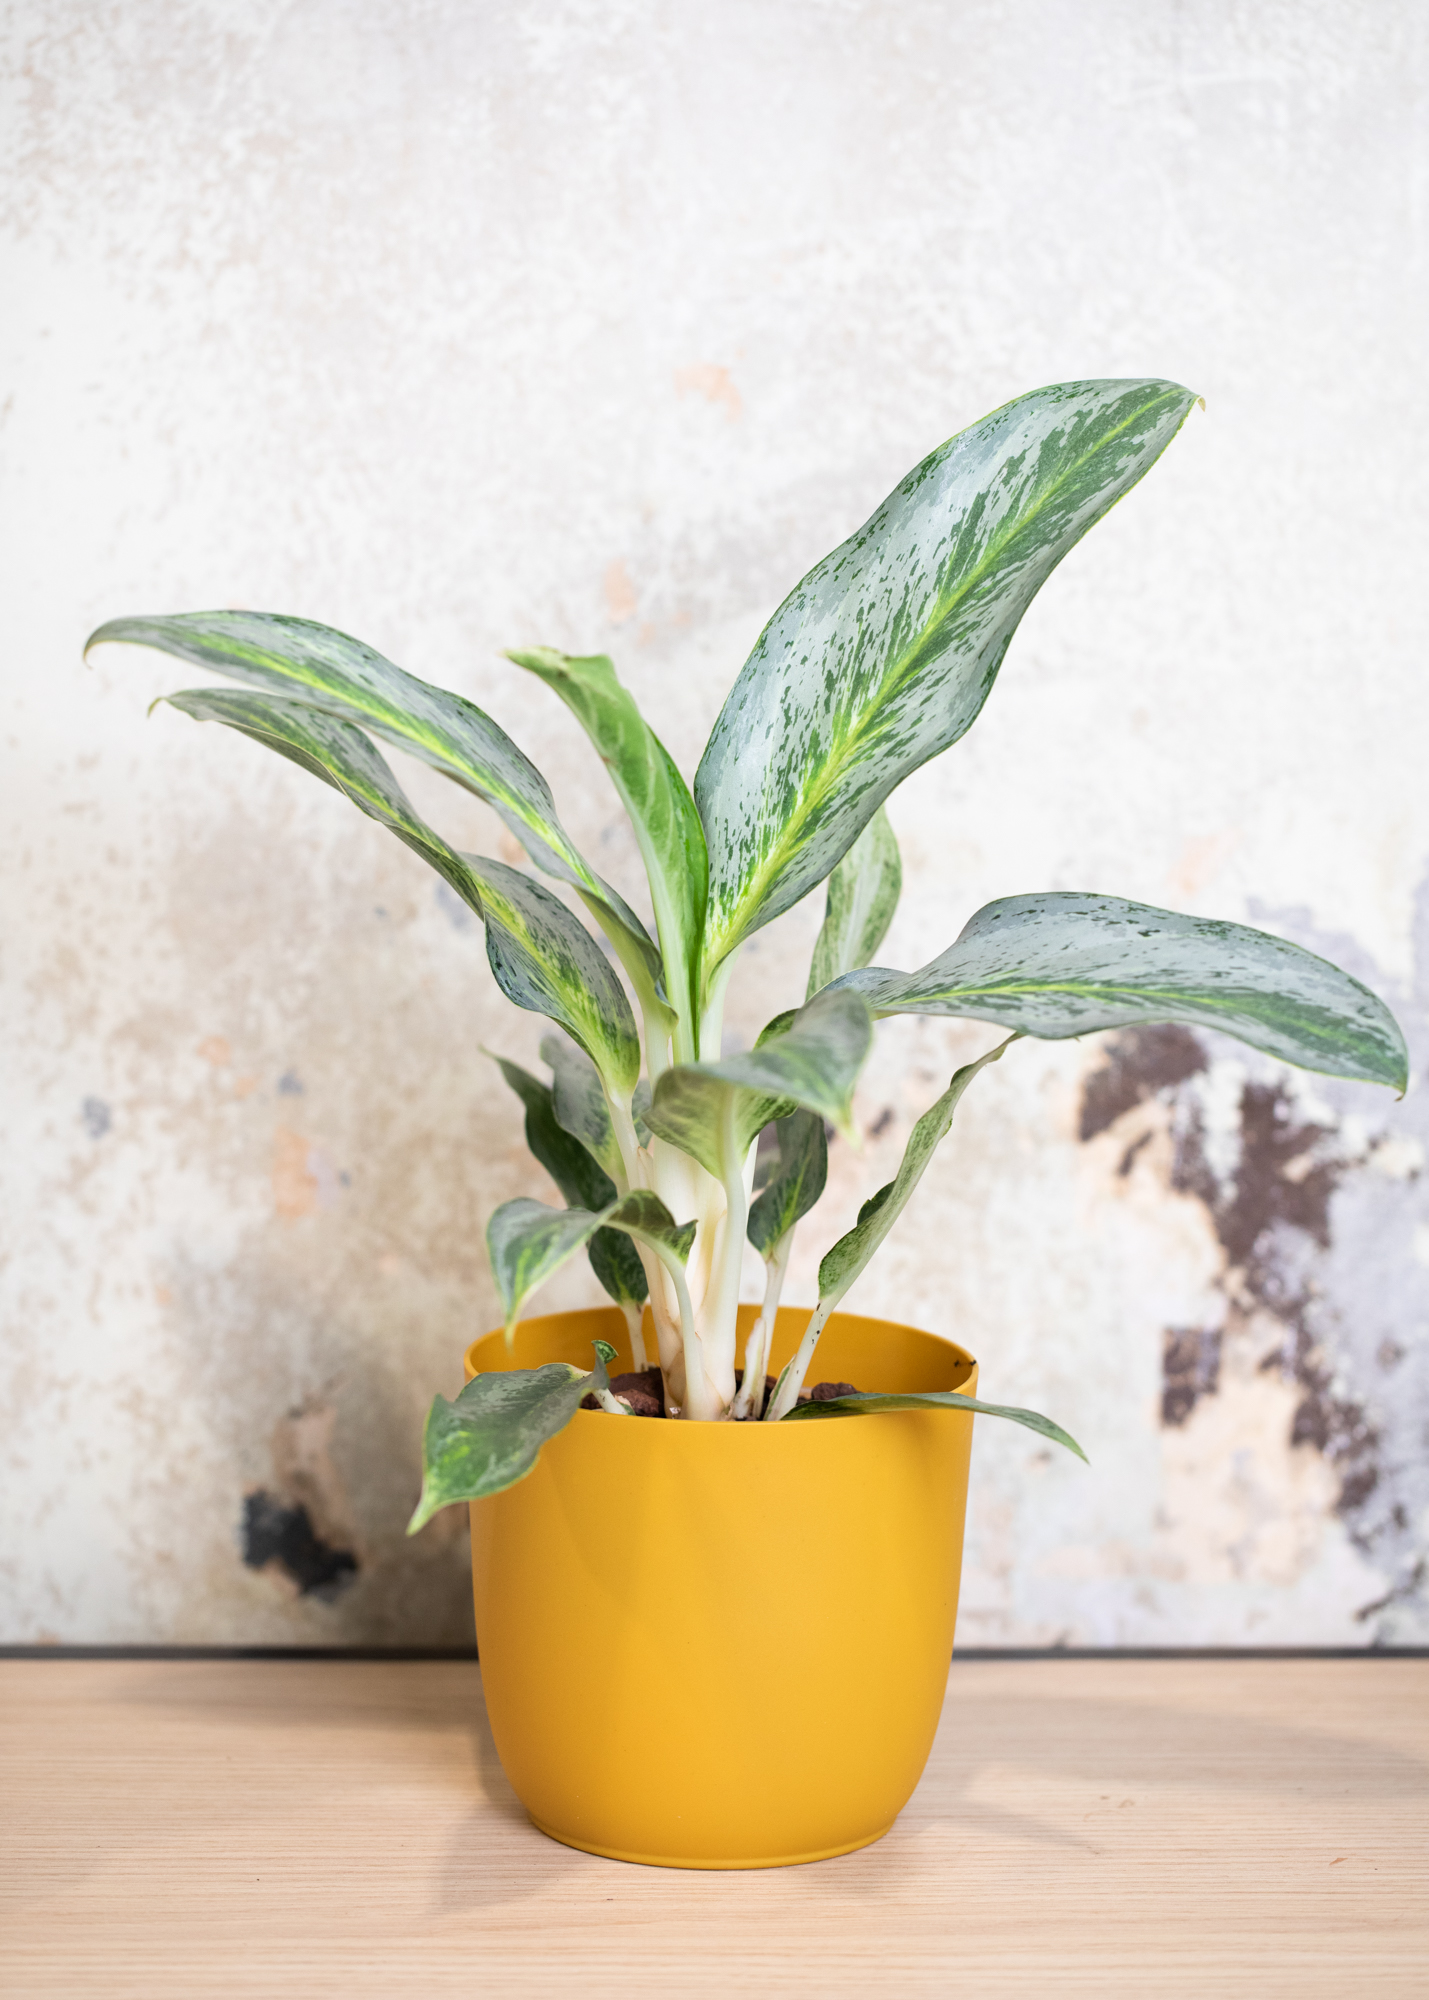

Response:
(746, 1110), (828, 1256)
(816, 1036), (1014, 1308)
(807, 805), (902, 998)
(486, 1190), (694, 1331)
(508, 649), (708, 1041)
(782, 1388), (1086, 1461)
(694, 380), (1199, 979)
(88, 610), (661, 985)
(643, 987), (872, 1180)
(407, 1343), (618, 1530)
(837, 893), (1407, 1091)
(465, 855), (640, 1094)
(160, 686), (639, 1090)
(489, 1054), (647, 1307)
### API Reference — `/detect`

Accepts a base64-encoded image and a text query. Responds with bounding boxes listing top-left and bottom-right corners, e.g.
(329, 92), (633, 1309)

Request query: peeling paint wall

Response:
(2, 1), (1426, 1645)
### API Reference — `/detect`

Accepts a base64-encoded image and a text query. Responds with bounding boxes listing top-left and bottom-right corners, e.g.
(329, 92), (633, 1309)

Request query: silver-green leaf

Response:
(157, 684), (641, 1093)
(694, 379), (1199, 980)
(488, 1054), (647, 1308)
(407, 1342), (617, 1531)
(486, 1189), (694, 1331)
(508, 648), (708, 1041)
(817, 1036), (1015, 1307)
(746, 1110), (828, 1257)
(643, 986), (873, 1180)
(88, 610), (661, 987)
(837, 893), (1408, 1092)
(466, 856), (640, 1094)
(782, 1388), (1087, 1462)
(807, 805), (902, 998)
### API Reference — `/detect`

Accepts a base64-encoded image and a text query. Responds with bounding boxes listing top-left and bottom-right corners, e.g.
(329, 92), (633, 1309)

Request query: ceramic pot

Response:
(465, 1301), (976, 1869)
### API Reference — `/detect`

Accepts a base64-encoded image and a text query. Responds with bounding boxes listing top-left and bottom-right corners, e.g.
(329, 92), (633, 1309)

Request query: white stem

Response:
(593, 1387), (632, 1415)
(696, 1094), (747, 1410)
(620, 1299), (648, 1373)
(731, 1230), (793, 1419)
(764, 1296), (834, 1421)
(697, 950), (740, 1061)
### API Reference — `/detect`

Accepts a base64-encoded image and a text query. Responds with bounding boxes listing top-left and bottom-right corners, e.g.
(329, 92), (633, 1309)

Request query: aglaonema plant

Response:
(87, 378), (1407, 1534)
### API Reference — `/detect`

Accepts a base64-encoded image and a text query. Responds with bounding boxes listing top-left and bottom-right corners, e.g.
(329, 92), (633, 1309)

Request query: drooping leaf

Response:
(466, 855), (640, 1094)
(486, 1189), (694, 1331)
(539, 1032), (623, 1179)
(807, 806), (902, 998)
(88, 610), (661, 985)
(159, 686), (490, 916)
(407, 1341), (618, 1531)
(643, 987), (873, 1180)
(746, 1110), (828, 1256)
(156, 686), (642, 1092)
(508, 648), (708, 1039)
(694, 379), (1199, 980)
(837, 893), (1408, 1092)
(817, 1036), (1014, 1307)
(782, 1388), (1087, 1462)
(489, 1054), (647, 1307)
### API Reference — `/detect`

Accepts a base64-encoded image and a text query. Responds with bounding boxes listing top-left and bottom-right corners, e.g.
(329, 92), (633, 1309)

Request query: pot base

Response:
(528, 1815), (894, 1871)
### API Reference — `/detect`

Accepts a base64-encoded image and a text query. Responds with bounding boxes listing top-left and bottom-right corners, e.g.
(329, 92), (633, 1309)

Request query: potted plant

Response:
(89, 378), (1405, 1869)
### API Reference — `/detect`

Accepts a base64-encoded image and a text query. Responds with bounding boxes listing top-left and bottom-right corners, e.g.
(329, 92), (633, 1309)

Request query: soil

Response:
(581, 1369), (858, 1419)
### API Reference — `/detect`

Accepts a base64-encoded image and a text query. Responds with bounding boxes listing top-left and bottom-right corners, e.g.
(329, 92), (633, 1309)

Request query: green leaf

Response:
(407, 1341), (618, 1530)
(746, 1110), (828, 1256)
(807, 805), (902, 998)
(156, 685), (641, 1092)
(539, 1032), (623, 1179)
(838, 893), (1408, 1092)
(781, 1389), (1087, 1462)
(465, 855), (640, 1094)
(643, 987), (873, 1179)
(694, 379), (1199, 979)
(817, 1036), (1014, 1307)
(508, 649), (709, 1040)
(489, 1054), (647, 1308)
(88, 609), (662, 988)
(486, 1189), (694, 1330)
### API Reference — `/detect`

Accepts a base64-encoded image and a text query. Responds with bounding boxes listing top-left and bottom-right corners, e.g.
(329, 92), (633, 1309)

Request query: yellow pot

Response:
(464, 1301), (977, 1870)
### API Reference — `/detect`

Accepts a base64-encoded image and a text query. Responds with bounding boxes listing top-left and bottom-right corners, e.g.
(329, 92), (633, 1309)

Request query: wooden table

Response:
(2, 1658), (1425, 1995)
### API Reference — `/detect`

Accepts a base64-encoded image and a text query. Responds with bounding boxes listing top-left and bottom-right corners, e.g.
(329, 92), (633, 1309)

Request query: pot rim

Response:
(463, 1302), (977, 1436)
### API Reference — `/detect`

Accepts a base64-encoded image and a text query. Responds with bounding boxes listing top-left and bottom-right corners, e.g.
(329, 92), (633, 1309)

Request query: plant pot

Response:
(464, 1301), (977, 1870)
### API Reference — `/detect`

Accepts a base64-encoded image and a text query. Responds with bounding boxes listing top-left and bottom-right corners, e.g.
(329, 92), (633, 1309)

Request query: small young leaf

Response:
(807, 806), (902, 998)
(838, 892), (1408, 1092)
(746, 1110), (828, 1256)
(508, 648), (709, 1040)
(781, 1389), (1087, 1462)
(408, 1342), (620, 1530)
(644, 987), (873, 1178)
(89, 610), (662, 987)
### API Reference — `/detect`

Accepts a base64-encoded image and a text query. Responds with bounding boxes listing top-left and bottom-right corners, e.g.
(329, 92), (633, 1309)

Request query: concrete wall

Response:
(3, 0), (1426, 1646)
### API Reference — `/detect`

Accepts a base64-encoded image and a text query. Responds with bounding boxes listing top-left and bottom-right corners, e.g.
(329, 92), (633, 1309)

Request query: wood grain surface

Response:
(1, 1658), (1425, 1995)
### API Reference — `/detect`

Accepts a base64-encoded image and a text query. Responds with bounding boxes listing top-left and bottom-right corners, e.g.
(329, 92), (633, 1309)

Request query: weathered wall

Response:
(2, 0), (1426, 1646)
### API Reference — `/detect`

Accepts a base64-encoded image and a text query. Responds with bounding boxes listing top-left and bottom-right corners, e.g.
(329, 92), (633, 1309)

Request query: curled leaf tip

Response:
(592, 1338), (618, 1365)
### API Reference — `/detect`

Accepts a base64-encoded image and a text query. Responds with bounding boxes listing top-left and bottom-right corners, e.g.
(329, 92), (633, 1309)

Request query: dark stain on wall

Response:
(1162, 1326), (1223, 1427)
(241, 1490), (359, 1599)
(1079, 1024), (1207, 1142)
(1081, 1029), (1384, 1526)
